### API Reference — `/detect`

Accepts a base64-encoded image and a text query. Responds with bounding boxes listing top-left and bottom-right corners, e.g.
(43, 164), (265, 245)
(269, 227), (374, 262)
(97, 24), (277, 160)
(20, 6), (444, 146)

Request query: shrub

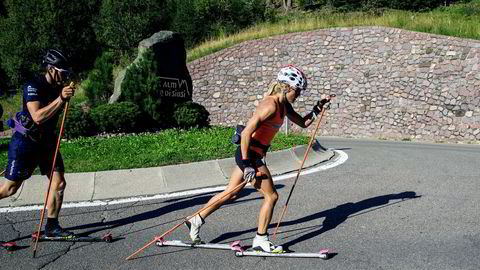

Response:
(63, 105), (95, 139)
(120, 49), (171, 127)
(173, 101), (210, 129)
(89, 101), (143, 134)
(84, 51), (114, 108)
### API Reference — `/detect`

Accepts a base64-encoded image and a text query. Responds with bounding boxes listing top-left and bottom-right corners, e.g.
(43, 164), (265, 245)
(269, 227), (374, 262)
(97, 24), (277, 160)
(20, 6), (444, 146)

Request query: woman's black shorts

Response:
(234, 146), (265, 171)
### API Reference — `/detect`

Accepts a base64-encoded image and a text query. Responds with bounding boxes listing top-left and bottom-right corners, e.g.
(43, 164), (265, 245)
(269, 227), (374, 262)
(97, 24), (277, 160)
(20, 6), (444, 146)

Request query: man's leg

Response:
(44, 170), (73, 237)
(0, 179), (23, 199)
(46, 171), (66, 219)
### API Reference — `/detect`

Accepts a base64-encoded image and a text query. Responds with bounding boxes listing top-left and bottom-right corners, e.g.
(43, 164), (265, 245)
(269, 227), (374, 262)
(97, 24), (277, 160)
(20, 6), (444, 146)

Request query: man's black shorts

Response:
(4, 132), (64, 181)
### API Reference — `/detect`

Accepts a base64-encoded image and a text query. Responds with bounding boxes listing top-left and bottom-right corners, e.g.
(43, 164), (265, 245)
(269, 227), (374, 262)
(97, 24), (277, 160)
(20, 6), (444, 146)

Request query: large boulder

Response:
(109, 31), (193, 103)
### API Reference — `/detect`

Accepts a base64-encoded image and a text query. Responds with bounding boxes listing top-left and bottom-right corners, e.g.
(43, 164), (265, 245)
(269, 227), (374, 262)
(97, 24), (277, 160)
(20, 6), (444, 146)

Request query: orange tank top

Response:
(251, 98), (285, 156)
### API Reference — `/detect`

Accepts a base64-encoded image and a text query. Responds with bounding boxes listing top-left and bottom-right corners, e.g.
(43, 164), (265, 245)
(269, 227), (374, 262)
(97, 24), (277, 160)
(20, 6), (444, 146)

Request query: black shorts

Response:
(234, 146), (265, 171)
(4, 132), (65, 182)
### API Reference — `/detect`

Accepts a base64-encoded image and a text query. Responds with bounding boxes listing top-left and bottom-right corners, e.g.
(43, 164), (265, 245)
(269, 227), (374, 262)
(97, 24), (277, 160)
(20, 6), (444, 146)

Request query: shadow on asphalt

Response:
(209, 191), (421, 249)
(8, 184), (286, 242)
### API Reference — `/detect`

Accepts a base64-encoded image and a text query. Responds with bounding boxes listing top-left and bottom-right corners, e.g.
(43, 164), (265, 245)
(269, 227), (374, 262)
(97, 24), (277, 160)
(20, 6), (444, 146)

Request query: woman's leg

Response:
(199, 166), (246, 219)
(186, 166), (247, 242)
(251, 165), (283, 253)
(252, 165), (278, 235)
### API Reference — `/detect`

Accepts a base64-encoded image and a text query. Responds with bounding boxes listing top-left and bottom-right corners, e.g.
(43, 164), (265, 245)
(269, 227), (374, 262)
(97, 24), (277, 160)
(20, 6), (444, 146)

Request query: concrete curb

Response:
(0, 139), (334, 208)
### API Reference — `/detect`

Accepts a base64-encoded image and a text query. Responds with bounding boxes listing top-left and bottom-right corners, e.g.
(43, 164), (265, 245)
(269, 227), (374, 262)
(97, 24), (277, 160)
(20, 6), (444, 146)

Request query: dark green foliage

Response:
(63, 105), (95, 139)
(0, 1), (5, 16)
(173, 101), (210, 129)
(438, 0), (479, 16)
(90, 101), (143, 134)
(94, 0), (169, 52)
(84, 51), (114, 108)
(120, 49), (168, 127)
(0, 0), (100, 88)
(302, 0), (465, 11)
(170, 0), (267, 48)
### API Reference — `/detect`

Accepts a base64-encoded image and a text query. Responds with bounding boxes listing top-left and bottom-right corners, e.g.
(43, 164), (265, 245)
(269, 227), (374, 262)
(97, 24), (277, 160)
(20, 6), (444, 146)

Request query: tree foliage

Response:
(170, 0), (267, 48)
(94, 0), (169, 52)
(0, 0), (100, 88)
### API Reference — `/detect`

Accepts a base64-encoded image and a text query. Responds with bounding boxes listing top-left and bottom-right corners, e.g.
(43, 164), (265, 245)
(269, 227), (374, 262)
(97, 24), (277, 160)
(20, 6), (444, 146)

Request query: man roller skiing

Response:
(185, 66), (332, 253)
(0, 49), (75, 237)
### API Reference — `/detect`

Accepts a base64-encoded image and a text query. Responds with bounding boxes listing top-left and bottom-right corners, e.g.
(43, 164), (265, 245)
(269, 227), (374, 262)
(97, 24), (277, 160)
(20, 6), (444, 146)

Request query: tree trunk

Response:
(284, 0), (292, 10)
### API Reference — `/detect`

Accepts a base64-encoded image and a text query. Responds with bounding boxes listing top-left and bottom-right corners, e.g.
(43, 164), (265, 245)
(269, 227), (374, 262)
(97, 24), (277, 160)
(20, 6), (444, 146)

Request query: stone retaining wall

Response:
(188, 27), (480, 142)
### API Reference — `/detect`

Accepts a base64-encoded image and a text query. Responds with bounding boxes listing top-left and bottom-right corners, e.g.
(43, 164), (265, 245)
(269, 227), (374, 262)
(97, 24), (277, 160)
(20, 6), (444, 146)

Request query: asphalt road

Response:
(1, 138), (479, 270)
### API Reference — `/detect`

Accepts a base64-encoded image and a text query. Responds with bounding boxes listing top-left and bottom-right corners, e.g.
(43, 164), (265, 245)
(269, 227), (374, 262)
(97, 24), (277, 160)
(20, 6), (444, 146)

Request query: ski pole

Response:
(32, 83), (73, 258)
(272, 96), (334, 240)
(126, 171), (265, 261)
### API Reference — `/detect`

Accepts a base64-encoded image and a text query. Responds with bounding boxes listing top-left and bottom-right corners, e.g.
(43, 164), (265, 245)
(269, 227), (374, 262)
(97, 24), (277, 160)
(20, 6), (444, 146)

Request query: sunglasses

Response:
(53, 67), (72, 80)
(293, 87), (302, 96)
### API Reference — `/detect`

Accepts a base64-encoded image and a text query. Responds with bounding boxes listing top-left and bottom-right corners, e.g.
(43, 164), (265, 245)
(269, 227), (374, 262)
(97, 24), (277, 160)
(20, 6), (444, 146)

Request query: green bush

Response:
(94, 0), (170, 52)
(63, 105), (95, 139)
(120, 49), (170, 127)
(84, 51), (114, 108)
(90, 101), (143, 134)
(173, 101), (210, 129)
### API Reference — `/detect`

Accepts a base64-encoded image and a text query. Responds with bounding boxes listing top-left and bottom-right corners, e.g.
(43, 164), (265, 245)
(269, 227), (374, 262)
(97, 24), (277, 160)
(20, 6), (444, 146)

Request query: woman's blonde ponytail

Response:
(266, 82), (289, 96)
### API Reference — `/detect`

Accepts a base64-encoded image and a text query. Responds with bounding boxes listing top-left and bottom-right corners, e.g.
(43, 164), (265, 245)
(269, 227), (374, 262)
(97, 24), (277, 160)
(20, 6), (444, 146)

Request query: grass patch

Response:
(0, 93), (22, 130)
(0, 126), (309, 173)
(188, 5), (480, 62)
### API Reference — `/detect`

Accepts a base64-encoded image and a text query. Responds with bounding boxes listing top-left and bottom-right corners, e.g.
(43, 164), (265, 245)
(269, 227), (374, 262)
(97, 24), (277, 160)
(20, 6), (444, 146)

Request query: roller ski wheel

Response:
(1, 241), (17, 253)
(102, 233), (113, 243)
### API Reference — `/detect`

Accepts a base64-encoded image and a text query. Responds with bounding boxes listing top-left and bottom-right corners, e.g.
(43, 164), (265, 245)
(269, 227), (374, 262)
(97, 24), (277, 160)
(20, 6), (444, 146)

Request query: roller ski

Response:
(1, 241), (18, 253)
(235, 248), (330, 259)
(235, 233), (330, 259)
(156, 238), (244, 252)
(32, 232), (113, 243)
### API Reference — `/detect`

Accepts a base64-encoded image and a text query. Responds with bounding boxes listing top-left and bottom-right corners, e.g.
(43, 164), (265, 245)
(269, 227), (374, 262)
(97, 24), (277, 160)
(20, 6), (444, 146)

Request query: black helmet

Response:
(42, 49), (71, 70)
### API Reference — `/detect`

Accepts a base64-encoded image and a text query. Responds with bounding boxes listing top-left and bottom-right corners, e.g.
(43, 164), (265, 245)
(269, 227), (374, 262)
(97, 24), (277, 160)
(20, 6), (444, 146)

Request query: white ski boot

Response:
(185, 214), (204, 244)
(252, 234), (284, 253)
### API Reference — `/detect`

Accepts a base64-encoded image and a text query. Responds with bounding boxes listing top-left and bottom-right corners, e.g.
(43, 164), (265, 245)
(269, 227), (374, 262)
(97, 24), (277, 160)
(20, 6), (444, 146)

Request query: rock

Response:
(110, 31), (192, 104)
